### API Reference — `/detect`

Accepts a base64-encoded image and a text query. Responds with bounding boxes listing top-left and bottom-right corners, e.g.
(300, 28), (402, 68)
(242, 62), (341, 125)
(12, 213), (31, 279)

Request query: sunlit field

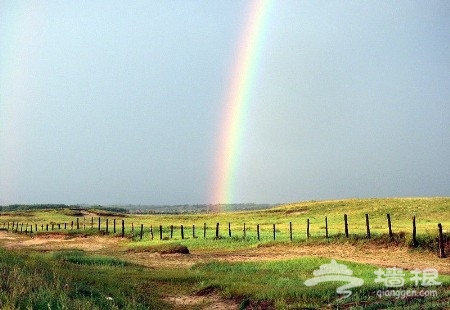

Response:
(1, 197), (449, 309)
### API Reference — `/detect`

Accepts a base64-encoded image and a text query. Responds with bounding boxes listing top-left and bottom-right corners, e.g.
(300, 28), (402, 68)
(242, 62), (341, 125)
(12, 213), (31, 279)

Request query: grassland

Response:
(0, 197), (449, 309)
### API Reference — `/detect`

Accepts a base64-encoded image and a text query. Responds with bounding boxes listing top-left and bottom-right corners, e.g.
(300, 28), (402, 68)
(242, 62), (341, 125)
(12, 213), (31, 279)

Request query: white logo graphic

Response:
(374, 267), (441, 299)
(304, 260), (364, 299)
(374, 267), (442, 288)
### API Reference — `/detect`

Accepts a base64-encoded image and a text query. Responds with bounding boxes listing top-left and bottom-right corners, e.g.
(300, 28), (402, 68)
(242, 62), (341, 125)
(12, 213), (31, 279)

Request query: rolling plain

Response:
(0, 197), (449, 309)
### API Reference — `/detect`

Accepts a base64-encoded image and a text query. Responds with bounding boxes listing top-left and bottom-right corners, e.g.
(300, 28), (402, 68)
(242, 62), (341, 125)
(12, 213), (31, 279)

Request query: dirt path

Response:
(125, 243), (450, 275)
(1, 231), (448, 274)
(1, 231), (449, 309)
(0, 231), (241, 309)
(0, 231), (121, 251)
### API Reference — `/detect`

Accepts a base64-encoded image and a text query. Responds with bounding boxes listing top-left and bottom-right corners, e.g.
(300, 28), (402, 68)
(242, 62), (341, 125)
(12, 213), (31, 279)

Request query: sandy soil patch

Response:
(124, 244), (450, 275)
(164, 294), (239, 310)
(0, 231), (121, 252)
(2, 231), (448, 273)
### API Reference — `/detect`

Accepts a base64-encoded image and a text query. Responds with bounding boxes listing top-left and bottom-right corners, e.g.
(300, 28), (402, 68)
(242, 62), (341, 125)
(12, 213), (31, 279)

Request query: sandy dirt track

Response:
(1, 231), (449, 309)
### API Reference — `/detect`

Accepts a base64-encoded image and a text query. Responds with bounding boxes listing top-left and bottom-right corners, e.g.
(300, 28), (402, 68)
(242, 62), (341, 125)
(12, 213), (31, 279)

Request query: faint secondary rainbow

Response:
(0, 3), (43, 203)
(210, 0), (273, 205)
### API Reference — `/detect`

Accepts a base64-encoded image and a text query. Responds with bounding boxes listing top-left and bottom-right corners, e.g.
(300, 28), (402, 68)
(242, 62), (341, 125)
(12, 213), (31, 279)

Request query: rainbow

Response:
(210, 0), (273, 205)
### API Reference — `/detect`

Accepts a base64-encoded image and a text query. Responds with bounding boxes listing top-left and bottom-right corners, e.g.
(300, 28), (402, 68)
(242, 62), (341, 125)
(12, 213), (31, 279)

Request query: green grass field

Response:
(0, 197), (449, 309)
(3, 197), (449, 234)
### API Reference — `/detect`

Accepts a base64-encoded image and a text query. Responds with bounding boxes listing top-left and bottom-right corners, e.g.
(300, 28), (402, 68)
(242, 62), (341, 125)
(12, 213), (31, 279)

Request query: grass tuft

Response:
(128, 243), (190, 254)
(53, 250), (132, 266)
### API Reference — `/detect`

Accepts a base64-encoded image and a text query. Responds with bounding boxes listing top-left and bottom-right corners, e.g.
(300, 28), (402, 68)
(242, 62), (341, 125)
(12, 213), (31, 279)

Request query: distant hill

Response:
(0, 203), (276, 214)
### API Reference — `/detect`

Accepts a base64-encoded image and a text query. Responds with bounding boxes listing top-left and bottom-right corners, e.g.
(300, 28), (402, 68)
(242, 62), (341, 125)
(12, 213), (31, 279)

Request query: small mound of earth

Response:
(128, 243), (190, 255)
(159, 244), (189, 254)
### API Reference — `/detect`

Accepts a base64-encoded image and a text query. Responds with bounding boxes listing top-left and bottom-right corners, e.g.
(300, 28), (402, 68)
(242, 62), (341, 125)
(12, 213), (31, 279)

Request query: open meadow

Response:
(0, 197), (450, 309)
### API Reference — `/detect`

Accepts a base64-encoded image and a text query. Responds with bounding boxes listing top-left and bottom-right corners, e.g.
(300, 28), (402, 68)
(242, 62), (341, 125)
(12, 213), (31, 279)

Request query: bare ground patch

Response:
(1, 231), (449, 309)
(164, 293), (239, 310)
(0, 231), (123, 252)
(123, 243), (450, 275)
(2, 230), (449, 274)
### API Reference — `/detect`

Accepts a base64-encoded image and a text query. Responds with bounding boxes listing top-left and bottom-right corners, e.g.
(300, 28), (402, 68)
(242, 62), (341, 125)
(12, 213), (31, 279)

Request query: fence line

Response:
(0, 214), (448, 258)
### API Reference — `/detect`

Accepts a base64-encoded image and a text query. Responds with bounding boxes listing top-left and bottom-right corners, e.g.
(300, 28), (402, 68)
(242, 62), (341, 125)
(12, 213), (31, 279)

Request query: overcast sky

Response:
(0, 1), (449, 205)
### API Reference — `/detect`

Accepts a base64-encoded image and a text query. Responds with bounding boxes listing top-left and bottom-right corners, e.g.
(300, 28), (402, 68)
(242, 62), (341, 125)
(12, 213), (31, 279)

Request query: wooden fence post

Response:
(289, 222), (293, 241)
(257, 224), (260, 241)
(325, 216), (329, 238)
(170, 225), (174, 239)
(193, 225), (196, 238)
(98, 217), (101, 231)
(273, 224), (276, 240)
(113, 219), (116, 234)
(150, 225), (153, 240)
(121, 220), (125, 238)
(228, 222), (231, 237)
(365, 214), (371, 239)
(387, 213), (393, 239)
(215, 223), (219, 239)
(76, 218), (79, 230)
(412, 216), (418, 247)
(344, 214), (349, 238)
(106, 219), (109, 233)
(306, 219), (310, 239)
(203, 223), (206, 239)
(181, 225), (184, 239)
(140, 224), (143, 240)
(159, 225), (163, 240)
(438, 223), (446, 258)
(91, 217), (94, 229)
